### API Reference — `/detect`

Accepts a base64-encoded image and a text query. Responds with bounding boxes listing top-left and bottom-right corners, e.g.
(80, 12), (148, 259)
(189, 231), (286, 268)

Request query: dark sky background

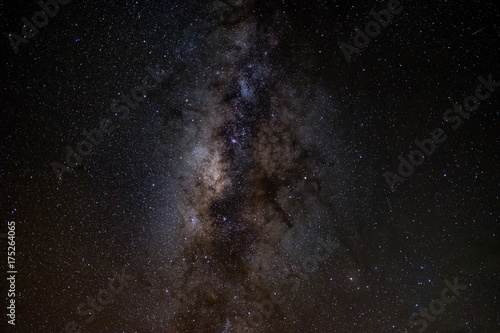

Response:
(1, 0), (499, 332)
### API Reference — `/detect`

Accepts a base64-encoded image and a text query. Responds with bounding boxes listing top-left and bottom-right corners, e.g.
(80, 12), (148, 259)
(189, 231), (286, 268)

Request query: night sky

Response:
(1, 0), (500, 332)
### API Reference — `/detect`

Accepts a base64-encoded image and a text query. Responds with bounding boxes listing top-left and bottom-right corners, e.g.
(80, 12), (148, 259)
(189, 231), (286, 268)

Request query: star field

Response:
(1, 0), (499, 332)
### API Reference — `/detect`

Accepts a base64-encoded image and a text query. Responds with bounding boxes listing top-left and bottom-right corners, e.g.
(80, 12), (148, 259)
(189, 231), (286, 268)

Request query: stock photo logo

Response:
(236, 235), (340, 331)
(8, 0), (72, 54)
(51, 65), (169, 182)
(64, 266), (135, 333)
(340, 0), (404, 64)
(384, 74), (499, 192)
(408, 277), (469, 332)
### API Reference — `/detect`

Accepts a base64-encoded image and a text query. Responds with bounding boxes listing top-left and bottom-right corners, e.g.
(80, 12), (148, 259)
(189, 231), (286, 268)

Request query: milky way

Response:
(145, 2), (348, 331)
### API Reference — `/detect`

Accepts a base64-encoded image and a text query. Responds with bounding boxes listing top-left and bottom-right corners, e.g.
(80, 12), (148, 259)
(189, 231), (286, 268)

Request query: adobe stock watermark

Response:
(384, 73), (499, 192)
(51, 65), (168, 182)
(63, 265), (135, 333)
(408, 277), (468, 332)
(340, 0), (404, 64)
(8, 0), (72, 54)
(235, 235), (340, 331)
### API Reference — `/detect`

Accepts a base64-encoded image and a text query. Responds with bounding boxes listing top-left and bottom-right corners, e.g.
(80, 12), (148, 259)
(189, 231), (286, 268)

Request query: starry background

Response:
(1, 0), (499, 332)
